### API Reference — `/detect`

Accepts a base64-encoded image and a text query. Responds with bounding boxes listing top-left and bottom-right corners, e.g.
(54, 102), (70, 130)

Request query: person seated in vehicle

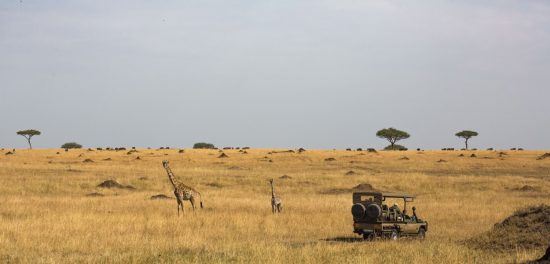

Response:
(381, 204), (389, 220)
(389, 203), (402, 221)
(390, 203), (402, 214)
(411, 206), (418, 222)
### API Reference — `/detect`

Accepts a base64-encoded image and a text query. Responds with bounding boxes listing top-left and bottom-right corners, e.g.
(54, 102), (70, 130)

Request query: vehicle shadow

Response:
(321, 236), (364, 243)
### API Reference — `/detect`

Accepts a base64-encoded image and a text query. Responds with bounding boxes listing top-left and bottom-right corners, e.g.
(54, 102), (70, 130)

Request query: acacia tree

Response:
(61, 142), (82, 149)
(193, 142), (215, 149)
(455, 130), (478, 150)
(16, 129), (41, 149)
(376, 127), (410, 150)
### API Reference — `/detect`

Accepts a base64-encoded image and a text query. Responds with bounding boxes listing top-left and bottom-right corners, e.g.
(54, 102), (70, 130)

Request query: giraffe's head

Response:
(269, 178), (274, 184)
(162, 160), (169, 167)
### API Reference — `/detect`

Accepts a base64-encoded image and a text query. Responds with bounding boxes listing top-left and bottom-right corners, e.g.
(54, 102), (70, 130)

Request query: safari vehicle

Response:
(351, 191), (428, 240)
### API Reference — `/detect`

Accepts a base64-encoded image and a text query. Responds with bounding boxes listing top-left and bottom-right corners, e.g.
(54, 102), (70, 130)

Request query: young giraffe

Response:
(162, 160), (203, 216)
(269, 179), (282, 213)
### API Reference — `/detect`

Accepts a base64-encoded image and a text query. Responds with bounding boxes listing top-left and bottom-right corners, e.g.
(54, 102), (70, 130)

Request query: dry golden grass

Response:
(0, 148), (549, 263)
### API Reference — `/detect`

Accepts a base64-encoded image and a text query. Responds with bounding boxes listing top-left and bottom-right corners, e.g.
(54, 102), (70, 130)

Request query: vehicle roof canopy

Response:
(353, 191), (416, 199)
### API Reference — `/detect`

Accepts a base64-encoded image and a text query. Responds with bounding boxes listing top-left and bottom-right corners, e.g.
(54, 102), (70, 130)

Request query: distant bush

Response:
(193, 142), (215, 149)
(61, 142), (82, 149)
(384, 144), (407, 151)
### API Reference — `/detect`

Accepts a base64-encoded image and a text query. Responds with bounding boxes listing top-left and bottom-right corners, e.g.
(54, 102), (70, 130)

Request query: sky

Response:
(1, 0), (549, 150)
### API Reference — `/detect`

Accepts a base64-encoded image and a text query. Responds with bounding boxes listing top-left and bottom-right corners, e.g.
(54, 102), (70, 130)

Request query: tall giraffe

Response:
(162, 160), (203, 216)
(269, 179), (282, 213)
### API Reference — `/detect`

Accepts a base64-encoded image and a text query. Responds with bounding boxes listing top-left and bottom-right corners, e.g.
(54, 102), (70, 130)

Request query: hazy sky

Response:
(1, 1), (549, 149)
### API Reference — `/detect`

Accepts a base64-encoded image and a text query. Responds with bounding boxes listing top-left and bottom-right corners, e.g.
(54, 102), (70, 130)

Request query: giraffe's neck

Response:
(271, 182), (275, 198)
(164, 166), (178, 188)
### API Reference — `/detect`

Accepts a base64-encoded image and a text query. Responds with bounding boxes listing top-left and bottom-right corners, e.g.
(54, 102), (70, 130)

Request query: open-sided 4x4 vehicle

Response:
(351, 191), (428, 240)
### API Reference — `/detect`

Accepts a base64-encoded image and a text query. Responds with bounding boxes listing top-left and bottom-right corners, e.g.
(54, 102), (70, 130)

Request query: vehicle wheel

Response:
(363, 232), (376, 241)
(418, 229), (426, 240)
(389, 230), (399, 241)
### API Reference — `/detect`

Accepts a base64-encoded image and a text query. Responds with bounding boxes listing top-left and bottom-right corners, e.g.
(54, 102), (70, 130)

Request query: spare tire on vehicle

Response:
(366, 204), (382, 219)
(351, 203), (366, 219)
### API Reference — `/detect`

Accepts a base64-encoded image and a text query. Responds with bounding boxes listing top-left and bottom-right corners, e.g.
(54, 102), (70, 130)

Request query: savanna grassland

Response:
(0, 148), (549, 263)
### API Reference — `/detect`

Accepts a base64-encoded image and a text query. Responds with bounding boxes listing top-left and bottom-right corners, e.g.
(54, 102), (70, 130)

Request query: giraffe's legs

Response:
(175, 191), (184, 216)
(190, 197), (197, 214)
(277, 204), (282, 213)
(177, 200), (183, 216)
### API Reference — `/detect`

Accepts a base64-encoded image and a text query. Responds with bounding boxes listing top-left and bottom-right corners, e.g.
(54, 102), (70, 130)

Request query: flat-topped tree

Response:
(61, 142), (82, 149)
(455, 130), (478, 150)
(16, 129), (41, 149)
(193, 142), (215, 149)
(376, 128), (410, 150)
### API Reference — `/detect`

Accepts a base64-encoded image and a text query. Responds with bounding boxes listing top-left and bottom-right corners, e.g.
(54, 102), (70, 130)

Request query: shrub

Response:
(61, 142), (82, 149)
(193, 142), (215, 149)
(384, 144), (407, 151)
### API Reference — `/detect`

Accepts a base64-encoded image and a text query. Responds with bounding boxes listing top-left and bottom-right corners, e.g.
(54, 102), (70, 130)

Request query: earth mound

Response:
(218, 153), (228, 158)
(280, 175), (292, 179)
(83, 159), (94, 163)
(324, 158), (336, 161)
(399, 156), (409, 160)
(345, 171), (357, 176)
(468, 205), (550, 252)
(150, 194), (173, 200)
(537, 153), (550, 160)
(319, 183), (376, 195)
(513, 185), (540, 192)
(352, 183), (375, 191)
(97, 180), (135, 190)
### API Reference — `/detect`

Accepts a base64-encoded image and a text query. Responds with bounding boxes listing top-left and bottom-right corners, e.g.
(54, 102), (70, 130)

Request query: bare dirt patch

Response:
(269, 150), (295, 154)
(86, 192), (104, 197)
(206, 182), (223, 188)
(83, 159), (94, 163)
(150, 194), (173, 200)
(468, 205), (550, 252)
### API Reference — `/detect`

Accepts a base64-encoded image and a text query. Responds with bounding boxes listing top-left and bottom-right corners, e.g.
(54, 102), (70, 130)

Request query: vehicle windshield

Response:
(359, 195), (375, 203)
